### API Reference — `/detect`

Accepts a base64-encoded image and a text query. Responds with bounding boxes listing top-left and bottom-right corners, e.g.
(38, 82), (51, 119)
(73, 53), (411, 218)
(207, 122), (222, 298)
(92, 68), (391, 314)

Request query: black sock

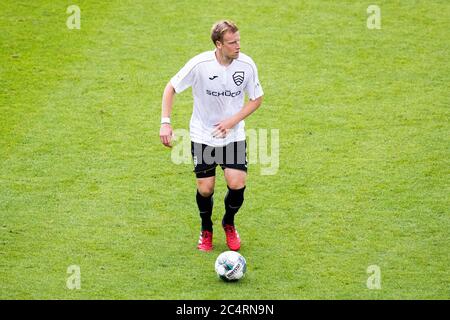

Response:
(223, 186), (246, 226)
(196, 190), (214, 231)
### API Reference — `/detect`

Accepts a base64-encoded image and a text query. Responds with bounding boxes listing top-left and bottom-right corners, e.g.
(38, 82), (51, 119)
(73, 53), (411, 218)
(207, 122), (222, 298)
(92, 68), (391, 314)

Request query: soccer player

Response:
(159, 20), (264, 251)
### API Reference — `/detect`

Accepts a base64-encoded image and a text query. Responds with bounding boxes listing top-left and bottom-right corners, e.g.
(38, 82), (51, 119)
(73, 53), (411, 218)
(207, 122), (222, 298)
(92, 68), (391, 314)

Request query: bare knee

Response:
(225, 169), (246, 190)
(197, 177), (215, 196)
(227, 180), (246, 190)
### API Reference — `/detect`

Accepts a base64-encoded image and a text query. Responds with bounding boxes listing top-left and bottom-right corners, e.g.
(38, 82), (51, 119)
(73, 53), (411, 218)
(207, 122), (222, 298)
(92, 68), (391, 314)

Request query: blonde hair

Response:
(211, 20), (239, 46)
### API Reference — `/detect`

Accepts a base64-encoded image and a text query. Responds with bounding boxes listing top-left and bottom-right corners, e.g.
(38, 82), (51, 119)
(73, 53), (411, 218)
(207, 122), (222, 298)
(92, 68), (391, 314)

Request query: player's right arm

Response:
(160, 52), (202, 147)
(159, 82), (175, 148)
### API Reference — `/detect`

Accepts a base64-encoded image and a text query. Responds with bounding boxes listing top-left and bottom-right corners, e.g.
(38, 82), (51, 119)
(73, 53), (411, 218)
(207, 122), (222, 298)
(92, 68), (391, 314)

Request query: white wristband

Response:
(161, 117), (171, 124)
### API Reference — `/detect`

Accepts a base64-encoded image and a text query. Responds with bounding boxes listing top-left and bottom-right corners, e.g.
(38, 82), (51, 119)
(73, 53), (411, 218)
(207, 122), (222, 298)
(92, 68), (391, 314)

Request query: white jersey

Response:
(170, 50), (264, 147)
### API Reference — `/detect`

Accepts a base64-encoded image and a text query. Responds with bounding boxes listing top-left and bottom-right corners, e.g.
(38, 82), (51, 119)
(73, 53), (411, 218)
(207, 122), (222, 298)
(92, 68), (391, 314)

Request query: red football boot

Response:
(223, 224), (241, 251)
(197, 230), (213, 251)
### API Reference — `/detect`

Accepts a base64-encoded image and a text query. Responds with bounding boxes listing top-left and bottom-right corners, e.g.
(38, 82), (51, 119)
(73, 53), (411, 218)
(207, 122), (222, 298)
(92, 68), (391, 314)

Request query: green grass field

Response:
(1, 0), (449, 299)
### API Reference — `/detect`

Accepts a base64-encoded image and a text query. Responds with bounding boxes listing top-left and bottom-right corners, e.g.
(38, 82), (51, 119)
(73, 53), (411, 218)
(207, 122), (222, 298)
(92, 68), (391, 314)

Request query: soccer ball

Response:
(215, 251), (247, 281)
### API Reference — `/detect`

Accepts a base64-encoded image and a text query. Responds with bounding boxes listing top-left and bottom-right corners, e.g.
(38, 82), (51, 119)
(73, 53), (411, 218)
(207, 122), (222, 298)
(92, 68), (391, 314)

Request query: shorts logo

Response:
(232, 71), (244, 86)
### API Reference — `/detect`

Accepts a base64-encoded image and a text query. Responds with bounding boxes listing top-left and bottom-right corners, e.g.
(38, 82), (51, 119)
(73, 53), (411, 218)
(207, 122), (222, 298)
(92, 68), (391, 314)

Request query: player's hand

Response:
(212, 118), (236, 139)
(159, 123), (173, 148)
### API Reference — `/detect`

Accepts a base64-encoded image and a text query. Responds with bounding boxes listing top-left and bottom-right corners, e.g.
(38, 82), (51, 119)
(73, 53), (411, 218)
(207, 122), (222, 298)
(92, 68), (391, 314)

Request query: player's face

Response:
(218, 31), (240, 59)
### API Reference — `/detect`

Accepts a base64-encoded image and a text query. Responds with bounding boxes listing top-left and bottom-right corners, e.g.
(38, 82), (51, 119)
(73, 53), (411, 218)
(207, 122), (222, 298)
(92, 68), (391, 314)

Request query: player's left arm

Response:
(213, 96), (263, 138)
(213, 58), (264, 138)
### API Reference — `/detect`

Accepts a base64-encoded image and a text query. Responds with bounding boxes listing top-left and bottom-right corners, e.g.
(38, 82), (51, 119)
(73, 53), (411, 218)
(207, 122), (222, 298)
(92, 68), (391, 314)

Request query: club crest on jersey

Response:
(232, 71), (244, 86)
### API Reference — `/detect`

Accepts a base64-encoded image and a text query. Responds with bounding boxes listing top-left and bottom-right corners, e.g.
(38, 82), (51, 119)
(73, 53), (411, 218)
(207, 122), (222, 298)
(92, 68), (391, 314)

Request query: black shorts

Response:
(191, 141), (248, 178)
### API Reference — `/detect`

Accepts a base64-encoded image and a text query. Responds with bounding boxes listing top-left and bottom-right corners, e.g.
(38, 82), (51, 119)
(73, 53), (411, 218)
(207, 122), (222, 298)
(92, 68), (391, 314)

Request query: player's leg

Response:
(223, 168), (246, 226)
(192, 141), (217, 251)
(221, 141), (248, 251)
(196, 176), (215, 232)
(195, 174), (216, 251)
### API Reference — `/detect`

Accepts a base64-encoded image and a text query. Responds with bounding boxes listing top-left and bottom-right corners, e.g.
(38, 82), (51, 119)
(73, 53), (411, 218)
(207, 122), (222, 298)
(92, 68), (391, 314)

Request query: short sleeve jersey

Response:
(170, 50), (263, 147)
